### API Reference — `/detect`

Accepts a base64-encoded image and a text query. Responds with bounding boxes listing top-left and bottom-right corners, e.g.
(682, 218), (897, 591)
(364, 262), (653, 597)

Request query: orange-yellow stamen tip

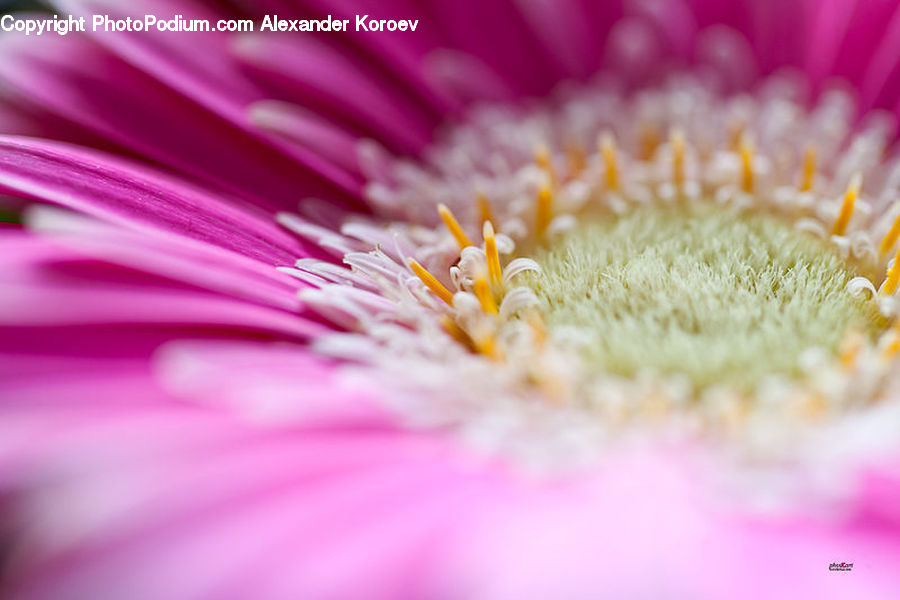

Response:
(740, 137), (754, 193)
(534, 143), (557, 186)
(474, 330), (501, 360)
(599, 132), (619, 191)
(832, 174), (862, 236)
(567, 140), (587, 175)
(728, 119), (745, 152)
(526, 309), (547, 346)
(536, 186), (553, 239)
(534, 143), (551, 168)
(437, 203), (472, 250)
(799, 145), (816, 192)
(882, 246), (900, 297)
(881, 323), (900, 361)
(671, 129), (686, 187)
(839, 330), (864, 368)
(408, 258), (454, 306)
(639, 121), (661, 160)
(473, 273), (498, 314)
(879, 205), (900, 255)
(476, 192), (495, 226)
(483, 221), (502, 288)
(439, 315), (476, 352)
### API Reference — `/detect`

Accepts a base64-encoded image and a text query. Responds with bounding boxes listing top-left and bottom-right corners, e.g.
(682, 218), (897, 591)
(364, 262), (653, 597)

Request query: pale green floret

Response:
(525, 206), (885, 391)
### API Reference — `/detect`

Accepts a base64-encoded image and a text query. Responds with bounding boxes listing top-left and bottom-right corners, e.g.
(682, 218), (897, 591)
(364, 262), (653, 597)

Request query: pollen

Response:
(832, 174), (862, 236)
(880, 321), (900, 360)
(799, 145), (816, 192)
(727, 117), (745, 152)
(437, 203), (472, 250)
(600, 132), (619, 191)
(638, 120), (661, 160)
(534, 143), (556, 187)
(408, 258), (454, 305)
(881, 246), (900, 296)
(671, 129), (686, 188)
(839, 329), (865, 369)
(476, 192), (495, 227)
(536, 186), (553, 239)
(526, 309), (547, 346)
(567, 140), (587, 175)
(474, 330), (500, 360)
(879, 207), (900, 255)
(483, 221), (503, 288)
(740, 136), (754, 193)
(473, 272), (498, 314)
(440, 314), (476, 351)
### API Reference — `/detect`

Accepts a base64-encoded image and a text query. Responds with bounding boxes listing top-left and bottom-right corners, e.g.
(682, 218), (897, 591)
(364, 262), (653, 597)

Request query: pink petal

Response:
(27, 208), (305, 312)
(234, 33), (435, 155)
(0, 136), (306, 265)
(0, 407), (478, 600)
(0, 231), (320, 338)
(443, 451), (900, 598)
(154, 338), (391, 425)
(0, 33), (361, 209)
(248, 100), (365, 177)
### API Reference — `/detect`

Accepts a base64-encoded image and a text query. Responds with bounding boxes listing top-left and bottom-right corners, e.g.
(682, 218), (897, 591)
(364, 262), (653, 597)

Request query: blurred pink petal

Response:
(0, 137), (308, 263)
(0, 33), (360, 209)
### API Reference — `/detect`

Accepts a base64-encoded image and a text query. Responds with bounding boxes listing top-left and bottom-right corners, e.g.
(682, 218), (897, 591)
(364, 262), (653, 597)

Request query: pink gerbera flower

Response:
(3, 0), (900, 597)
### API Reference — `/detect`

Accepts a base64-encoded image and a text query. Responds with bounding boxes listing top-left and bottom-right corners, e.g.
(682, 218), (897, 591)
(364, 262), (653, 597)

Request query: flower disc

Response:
(526, 205), (885, 390)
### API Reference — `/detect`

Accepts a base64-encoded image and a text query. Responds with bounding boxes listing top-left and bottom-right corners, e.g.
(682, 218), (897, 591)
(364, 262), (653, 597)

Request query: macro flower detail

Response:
(3, 0), (900, 598)
(285, 77), (900, 472)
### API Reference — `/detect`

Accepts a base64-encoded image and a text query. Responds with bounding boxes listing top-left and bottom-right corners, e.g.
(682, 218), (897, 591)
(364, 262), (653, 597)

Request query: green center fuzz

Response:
(525, 206), (885, 391)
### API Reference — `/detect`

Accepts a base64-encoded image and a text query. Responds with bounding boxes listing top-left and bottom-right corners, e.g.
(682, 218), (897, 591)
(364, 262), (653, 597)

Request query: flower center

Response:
(526, 205), (884, 391)
(284, 73), (900, 469)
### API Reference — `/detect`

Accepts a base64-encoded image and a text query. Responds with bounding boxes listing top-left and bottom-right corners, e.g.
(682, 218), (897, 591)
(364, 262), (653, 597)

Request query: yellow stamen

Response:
(476, 191), (495, 226)
(526, 309), (546, 346)
(473, 330), (500, 360)
(740, 136), (754, 193)
(483, 221), (502, 288)
(534, 143), (557, 187)
(879, 206), (900, 255)
(882, 245), (900, 296)
(533, 368), (568, 404)
(473, 273), (498, 314)
(799, 145), (816, 192)
(800, 393), (827, 418)
(536, 186), (553, 239)
(439, 315), (476, 352)
(671, 129), (686, 188)
(408, 258), (454, 306)
(599, 132), (619, 191)
(832, 174), (862, 236)
(839, 330), (864, 369)
(727, 119), (745, 152)
(437, 203), (472, 250)
(566, 140), (587, 175)
(638, 121), (661, 160)
(880, 322), (900, 361)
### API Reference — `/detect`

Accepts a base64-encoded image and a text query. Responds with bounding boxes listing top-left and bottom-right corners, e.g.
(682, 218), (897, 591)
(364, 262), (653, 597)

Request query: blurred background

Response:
(0, 0), (41, 222)
(0, 0), (46, 11)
